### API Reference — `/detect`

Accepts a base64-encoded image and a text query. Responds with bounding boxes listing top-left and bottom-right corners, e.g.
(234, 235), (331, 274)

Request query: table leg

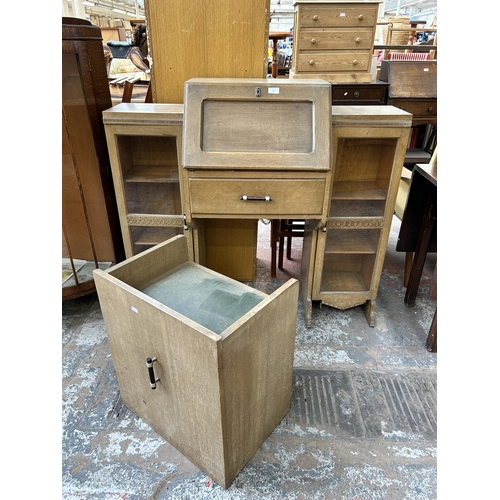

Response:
(272, 39), (279, 78)
(426, 308), (437, 352)
(404, 195), (436, 306)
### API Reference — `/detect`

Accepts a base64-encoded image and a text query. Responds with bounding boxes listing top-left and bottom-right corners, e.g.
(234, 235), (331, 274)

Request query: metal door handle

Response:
(241, 195), (272, 202)
(146, 357), (159, 389)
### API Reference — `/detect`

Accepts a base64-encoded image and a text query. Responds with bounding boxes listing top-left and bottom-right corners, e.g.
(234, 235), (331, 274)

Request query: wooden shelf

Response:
(132, 226), (183, 246)
(321, 270), (371, 292)
(329, 199), (386, 217)
(325, 229), (380, 254)
(332, 181), (387, 200)
(125, 164), (180, 183)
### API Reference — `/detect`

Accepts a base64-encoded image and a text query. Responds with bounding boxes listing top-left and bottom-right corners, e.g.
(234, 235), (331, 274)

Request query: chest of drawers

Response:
(290, 0), (382, 83)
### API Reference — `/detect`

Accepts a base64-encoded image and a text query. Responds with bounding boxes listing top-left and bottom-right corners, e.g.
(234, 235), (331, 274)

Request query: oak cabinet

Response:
(103, 103), (188, 258)
(290, 0), (381, 83)
(93, 234), (298, 488)
(300, 105), (412, 327)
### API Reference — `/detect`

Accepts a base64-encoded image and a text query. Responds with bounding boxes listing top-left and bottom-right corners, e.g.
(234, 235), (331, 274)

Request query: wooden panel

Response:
(221, 278), (299, 483)
(145, 0), (270, 103)
(201, 100), (313, 153)
(380, 60), (437, 98)
(203, 219), (258, 281)
(189, 179), (326, 217)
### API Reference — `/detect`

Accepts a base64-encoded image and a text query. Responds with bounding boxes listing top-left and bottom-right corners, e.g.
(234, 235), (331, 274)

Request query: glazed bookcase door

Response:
(108, 126), (185, 256)
(312, 135), (403, 314)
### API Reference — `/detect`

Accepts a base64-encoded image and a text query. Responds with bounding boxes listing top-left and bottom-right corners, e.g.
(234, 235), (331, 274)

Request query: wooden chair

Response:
(270, 219), (305, 277)
(121, 80), (153, 103)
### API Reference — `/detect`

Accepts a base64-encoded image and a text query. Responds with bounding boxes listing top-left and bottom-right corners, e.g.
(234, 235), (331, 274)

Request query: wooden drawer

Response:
(189, 178), (326, 217)
(298, 28), (374, 50)
(387, 98), (437, 120)
(332, 82), (388, 104)
(296, 51), (371, 72)
(298, 4), (378, 28)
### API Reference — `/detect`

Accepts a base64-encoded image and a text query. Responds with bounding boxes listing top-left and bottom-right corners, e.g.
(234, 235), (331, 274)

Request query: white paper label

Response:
(131, 306), (138, 313)
(268, 87), (280, 94)
(424, 68), (429, 71)
(340, 12), (346, 16)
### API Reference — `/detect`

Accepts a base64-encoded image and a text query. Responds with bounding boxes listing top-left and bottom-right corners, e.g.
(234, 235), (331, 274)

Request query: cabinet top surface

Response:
(331, 105), (412, 120)
(184, 77), (331, 88)
(103, 103), (184, 123)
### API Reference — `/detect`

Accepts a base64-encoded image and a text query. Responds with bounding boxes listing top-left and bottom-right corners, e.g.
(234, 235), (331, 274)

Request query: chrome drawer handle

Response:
(354, 91), (360, 98)
(146, 357), (159, 389)
(241, 195), (272, 202)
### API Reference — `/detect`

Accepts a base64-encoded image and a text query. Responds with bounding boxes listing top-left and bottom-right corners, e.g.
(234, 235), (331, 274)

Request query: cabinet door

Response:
(94, 270), (226, 480)
(313, 136), (400, 304)
(109, 129), (185, 256)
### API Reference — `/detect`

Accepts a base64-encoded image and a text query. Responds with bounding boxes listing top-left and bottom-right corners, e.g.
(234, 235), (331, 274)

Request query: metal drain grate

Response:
(284, 369), (437, 440)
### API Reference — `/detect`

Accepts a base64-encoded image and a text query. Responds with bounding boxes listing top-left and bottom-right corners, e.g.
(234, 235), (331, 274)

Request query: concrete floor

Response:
(62, 215), (437, 499)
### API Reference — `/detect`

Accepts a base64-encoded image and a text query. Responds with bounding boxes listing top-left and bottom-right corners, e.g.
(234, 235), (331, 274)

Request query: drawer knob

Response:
(352, 59), (358, 65)
(312, 14), (319, 21)
(428, 106), (434, 112)
(355, 37), (361, 43)
(146, 357), (159, 389)
(241, 195), (273, 202)
(354, 91), (360, 98)
(311, 38), (316, 44)
(358, 14), (364, 20)
(308, 59), (315, 65)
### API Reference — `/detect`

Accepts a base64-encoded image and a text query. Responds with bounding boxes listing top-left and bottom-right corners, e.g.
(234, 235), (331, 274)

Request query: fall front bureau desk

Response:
(103, 81), (412, 327)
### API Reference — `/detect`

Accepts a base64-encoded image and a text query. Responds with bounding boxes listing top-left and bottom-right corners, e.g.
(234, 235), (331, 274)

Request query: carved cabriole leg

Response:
(364, 300), (376, 327)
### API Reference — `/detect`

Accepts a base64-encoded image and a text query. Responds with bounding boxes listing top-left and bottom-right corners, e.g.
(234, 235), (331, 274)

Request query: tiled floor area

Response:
(62, 216), (437, 499)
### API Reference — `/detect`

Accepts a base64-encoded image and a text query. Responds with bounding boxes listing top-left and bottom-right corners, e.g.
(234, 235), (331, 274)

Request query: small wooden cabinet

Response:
(290, 0), (381, 83)
(300, 105), (412, 327)
(103, 103), (188, 258)
(93, 234), (299, 488)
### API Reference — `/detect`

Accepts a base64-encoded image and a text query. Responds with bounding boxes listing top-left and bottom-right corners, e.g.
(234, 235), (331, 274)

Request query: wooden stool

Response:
(270, 219), (305, 277)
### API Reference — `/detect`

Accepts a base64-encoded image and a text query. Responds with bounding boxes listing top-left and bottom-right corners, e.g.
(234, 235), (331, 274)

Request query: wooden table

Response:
(269, 31), (292, 78)
(396, 163), (437, 351)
